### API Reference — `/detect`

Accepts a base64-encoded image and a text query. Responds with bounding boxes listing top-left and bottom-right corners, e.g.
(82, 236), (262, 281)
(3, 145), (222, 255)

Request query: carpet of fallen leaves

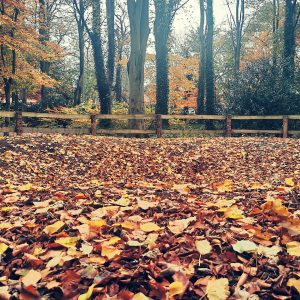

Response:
(0, 135), (300, 300)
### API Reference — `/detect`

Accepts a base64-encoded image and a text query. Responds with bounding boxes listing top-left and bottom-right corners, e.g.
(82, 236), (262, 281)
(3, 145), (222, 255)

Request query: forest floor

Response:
(0, 135), (300, 300)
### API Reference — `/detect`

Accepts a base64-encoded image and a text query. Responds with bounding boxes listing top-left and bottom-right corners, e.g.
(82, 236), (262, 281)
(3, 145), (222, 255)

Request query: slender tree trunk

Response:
(106, 0), (115, 93)
(74, 0), (85, 106)
(234, 0), (244, 77)
(91, 0), (111, 116)
(205, 0), (215, 116)
(4, 79), (11, 128)
(115, 46), (123, 102)
(272, 0), (280, 68)
(154, 1), (169, 118)
(39, 0), (51, 109)
(127, 0), (150, 129)
(197, 0), (206, 114)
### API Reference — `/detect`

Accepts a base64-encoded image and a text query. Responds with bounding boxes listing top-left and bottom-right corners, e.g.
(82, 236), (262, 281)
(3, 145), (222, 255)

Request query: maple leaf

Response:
(206, 278), (230, 300)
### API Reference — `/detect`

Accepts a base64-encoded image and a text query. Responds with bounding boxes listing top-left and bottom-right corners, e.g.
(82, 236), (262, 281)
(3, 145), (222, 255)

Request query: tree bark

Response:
(197, 0), (206, 114)
(106, 0), (115, 91)
(39, 0), (51, 109)
(283, 0), (297, 80)
(205, 0), (215, 116)
(91, 0), (111, 116)
(74, 0), (85, 106)
(127, 0), (150, 129)
(272, 0), (280, 68)
(154, 1), (170, 117)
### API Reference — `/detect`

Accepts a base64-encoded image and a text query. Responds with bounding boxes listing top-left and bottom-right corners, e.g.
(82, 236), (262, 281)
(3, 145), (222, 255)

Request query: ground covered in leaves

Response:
(0, 135), (300, 300)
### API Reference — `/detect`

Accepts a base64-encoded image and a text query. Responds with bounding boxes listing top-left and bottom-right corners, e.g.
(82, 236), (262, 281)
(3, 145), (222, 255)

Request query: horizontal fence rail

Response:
(0, 111), (300, 138)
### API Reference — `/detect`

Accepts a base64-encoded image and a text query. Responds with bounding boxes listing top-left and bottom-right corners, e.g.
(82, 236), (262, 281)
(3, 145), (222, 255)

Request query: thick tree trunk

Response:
(154, 1), (169, 117)
(283, 0), (296, 80)
(74, 0), (85, 106)
(205, 0), (215, 116)
(39, 0), (51, 109)
(197, 0), (206, 114)
(106, 0), (115, 92)
(91, 0), (111, 117)
(127, 0), (150, 129)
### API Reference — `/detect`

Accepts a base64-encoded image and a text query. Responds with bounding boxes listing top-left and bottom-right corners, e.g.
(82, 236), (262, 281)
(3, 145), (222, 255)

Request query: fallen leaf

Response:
(232, 240), (257, 253)
(287, 278), (300, 293)
(206, 278), (230, 300)
(0, 243), (8, 255)
(55, 236), (80, 248)
(286, 241), (300, 256)
(195, 239), (212, 255)
(21, 270), (42, 287)
(43, 221), (65, 235)
(140, 222), (162, 232)
(132, 292), (150, 300)
(169, 281), (184, 297)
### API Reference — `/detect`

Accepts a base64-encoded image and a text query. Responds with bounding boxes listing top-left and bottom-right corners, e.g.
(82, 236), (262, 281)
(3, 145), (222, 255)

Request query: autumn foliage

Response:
(0, 136), (300, 299)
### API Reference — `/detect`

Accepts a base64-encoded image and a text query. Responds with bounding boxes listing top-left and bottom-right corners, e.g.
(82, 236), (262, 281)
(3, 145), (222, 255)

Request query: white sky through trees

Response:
(174, 0), (228, 34)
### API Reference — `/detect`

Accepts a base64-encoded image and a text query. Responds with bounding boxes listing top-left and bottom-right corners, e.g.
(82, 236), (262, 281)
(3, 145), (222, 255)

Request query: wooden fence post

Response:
(90, 114), (97, 136)
(156, 114), (162, 138)
(226, 115), (232, 137)
(15, 111), (23, 136)
(283, 116), (289, 138)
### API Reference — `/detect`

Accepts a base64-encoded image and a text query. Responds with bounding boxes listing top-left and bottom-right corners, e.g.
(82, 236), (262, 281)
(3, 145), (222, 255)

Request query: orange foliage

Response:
(0, 0), (62, 90)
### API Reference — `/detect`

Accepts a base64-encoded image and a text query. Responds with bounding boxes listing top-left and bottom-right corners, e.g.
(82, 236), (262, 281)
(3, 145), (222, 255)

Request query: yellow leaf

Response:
(0, 243), (8, 255)
(286, 241), (300, 256)
(132, 292), (150, 300)
(21, 270), (42, 287)
(18, 183), (33, 191)
(195, 239), (212, 255)
(55, 236), (80, 248)
(168, 217), (196, 234)
(86, 220), (107, 228)
(46, 255), (62, 268)
(88, 256), (106, 264)
(101, 245), (121, 260)
(169, 281), (184, 297)
(287, 278), (300, 293)
(223, 205), (245, 219)
(137, 199), (156, 210)
(0, 223), (13, 230)
(261, 198), (289, 217)
(280, 218), (300, 236)
(232, 240), (257, 254)
(206, 278), (230, 300)
(78, 284), (95, 300)
(285, 178), (295, 187)
(80, 244), (93, 255)
(43, 221), (65, 235)
(215, 180), (233, 192)
(107, 236), (121, 245)
(140, 222), (162, 232)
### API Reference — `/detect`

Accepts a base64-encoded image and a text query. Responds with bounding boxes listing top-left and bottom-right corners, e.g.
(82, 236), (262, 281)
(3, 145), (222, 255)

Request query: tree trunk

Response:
(74, 0), (85, 106)
(4, 79), (11, 128)
(115, 46), (123, 102)
(272, 0), (280, 68)
(205, 0), (215, 116)
(197, 0), (206, 114)
(91, 0), (111, 117)
(283, 0), (296, 80)
(39, 0), (51, 109)
(154, 1), (169, 118)
(106, 0), (115, 92)
(127, 0), (150, 129)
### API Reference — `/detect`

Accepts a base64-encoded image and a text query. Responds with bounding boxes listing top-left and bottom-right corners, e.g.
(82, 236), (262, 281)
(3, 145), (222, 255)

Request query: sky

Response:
(174, 0), (229, 35)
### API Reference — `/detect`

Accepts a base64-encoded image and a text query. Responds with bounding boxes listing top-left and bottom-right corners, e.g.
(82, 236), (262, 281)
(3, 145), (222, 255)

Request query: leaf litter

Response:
(0, 135), (300, 299)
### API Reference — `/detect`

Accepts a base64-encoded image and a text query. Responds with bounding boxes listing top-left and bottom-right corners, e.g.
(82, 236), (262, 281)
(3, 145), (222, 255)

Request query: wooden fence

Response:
(0, 111), (300, 138)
